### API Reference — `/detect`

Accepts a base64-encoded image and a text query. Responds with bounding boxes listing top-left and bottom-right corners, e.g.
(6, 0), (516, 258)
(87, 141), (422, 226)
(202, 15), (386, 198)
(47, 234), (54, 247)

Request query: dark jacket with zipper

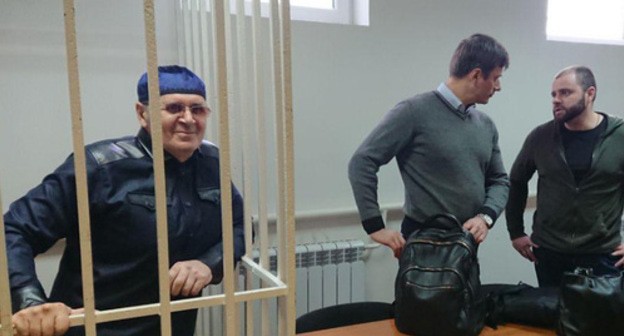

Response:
(4, 128), (245, 335)
(506, 113), (624, 253)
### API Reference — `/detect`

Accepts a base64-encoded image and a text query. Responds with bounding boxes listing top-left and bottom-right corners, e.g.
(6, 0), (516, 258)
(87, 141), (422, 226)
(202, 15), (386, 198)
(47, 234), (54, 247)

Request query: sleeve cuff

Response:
(199, 243), (225, 284)
(509, 231), (527, 240)
(12, 284), (47, 313)
(362, 216), (385, 235)
(477, 206), (497, 222)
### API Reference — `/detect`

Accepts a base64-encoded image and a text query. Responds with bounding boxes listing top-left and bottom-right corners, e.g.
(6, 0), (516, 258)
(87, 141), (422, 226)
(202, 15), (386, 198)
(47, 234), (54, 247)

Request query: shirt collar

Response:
(436, 82), (475, 114)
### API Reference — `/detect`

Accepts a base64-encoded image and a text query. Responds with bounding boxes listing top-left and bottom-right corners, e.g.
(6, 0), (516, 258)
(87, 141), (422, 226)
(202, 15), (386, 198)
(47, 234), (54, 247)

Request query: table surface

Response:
(298, 319), (556, 336)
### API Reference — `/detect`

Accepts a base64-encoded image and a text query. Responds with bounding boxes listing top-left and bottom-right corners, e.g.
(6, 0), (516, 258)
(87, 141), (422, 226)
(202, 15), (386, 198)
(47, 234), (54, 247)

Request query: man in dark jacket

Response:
(506, 65), (624, 287)
(5, 65), (246, 335)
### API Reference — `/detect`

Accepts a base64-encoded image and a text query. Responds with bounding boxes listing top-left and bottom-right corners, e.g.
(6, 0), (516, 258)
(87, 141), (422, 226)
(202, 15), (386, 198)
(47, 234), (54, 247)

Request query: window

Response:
(289, 0), (334, 10)
(239, 0), (369, 26)
(547, 0), (624, 45)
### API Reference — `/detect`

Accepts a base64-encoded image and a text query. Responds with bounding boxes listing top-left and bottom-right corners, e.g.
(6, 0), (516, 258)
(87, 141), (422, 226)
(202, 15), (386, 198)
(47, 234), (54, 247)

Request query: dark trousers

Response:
(534, 246), (622, 287)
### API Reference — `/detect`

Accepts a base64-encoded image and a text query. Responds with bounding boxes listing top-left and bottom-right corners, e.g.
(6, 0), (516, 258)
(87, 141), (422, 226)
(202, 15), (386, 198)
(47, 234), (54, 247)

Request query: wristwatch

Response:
(477, 213), (494, 229)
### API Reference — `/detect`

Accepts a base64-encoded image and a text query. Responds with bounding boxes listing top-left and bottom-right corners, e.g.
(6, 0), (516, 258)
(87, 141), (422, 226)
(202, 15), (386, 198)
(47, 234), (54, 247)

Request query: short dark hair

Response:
(555, 65), (597, 101)
(449, 34), (509, 79)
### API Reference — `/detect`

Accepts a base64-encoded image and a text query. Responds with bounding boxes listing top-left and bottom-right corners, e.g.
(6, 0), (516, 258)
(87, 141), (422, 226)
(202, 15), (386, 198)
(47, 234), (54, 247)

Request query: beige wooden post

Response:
(0, 192), (14, 336)
(62, 0), (97, 334)
(141, 1), (175, 335)
(250, 0), (273, 333)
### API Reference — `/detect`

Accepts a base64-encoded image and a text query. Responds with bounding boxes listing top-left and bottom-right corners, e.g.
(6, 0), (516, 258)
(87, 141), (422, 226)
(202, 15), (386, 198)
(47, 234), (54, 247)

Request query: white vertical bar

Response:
(62, 1), (96, 335)
(198, 0), (210, 78)
(235, 0), (252, 259)
(244, 269), (254, 336)
(349, 241), (366, 302)
(251, 0), (269, 272)
(207, 0), (220, 141)
(213, 0), (239, 183)
(142, 1), (172, 335)
(268, 2), (288, 335)
(307, 244), (323, 313)
(208, 284), (224, 334)
(183, 0), (193, 67)
(235, 0), (251, 259)
(335, 241), (350, 304)
(190, 0), (201, 72)
(175, 0), (186, 64)
(224, 0), (242, 184)
(0, 195), (14, 336)
(269, 1), (283, 229)
(212, 1), (236, 336)
(295, 246), (308, 317)
(350, 260), (366, 302)
(251, 274), (262, 336)
(322, 263), (338, 308)
(336, 264), (351, 304)
(198, 0), (216, 140)
(321, 243), (337, 308)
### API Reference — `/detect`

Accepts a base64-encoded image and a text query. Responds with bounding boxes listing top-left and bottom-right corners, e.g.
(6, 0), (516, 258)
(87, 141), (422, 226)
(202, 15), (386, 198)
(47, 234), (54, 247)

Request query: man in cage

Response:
(348, 33), (510, 257)
(4, 65), (246, 335)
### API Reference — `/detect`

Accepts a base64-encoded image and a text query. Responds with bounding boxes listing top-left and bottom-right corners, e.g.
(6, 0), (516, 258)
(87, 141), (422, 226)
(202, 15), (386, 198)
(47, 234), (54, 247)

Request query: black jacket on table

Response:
(4, 128), (246, 335)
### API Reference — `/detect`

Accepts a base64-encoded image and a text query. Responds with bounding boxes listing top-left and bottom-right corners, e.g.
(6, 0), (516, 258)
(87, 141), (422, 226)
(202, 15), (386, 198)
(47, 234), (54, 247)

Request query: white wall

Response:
(2, 0), (624, 305)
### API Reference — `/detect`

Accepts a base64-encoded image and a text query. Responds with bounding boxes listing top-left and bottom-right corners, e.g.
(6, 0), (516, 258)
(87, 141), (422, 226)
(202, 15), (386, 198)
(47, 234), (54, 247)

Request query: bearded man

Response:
(505, 65), (624, 287)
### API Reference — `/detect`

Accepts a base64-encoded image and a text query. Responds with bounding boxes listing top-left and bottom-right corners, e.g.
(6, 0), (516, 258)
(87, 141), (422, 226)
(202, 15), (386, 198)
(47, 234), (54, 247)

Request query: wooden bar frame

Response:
(0, 0), (296, 335)
(0, 195), (13, 336)
(63, 0), (97, 334)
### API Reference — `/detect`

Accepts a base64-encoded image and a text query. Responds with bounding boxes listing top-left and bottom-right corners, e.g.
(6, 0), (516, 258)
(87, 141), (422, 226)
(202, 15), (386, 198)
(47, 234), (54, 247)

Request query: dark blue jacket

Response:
(4, 128), (245, 335)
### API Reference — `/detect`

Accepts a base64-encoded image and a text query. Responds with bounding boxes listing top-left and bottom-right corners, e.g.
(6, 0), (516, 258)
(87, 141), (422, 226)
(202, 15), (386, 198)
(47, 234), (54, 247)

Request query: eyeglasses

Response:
(161, 103), (210, 116)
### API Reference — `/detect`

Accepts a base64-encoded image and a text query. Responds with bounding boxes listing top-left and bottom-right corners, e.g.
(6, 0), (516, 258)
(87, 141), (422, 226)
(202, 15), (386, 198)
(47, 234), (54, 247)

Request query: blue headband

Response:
(137, 65), (206, 103)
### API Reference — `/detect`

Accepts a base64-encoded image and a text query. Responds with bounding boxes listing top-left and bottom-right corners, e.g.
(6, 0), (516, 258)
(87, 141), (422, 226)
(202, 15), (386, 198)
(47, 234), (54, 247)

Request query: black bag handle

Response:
(423, 213), (462, 231)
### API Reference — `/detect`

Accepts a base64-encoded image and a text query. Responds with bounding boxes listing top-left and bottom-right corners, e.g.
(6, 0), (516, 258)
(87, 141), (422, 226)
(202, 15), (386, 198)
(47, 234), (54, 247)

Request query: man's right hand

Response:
(12, 302), (74, 336)
(370, 228), (406, 259)
(511, 235), (539, 262)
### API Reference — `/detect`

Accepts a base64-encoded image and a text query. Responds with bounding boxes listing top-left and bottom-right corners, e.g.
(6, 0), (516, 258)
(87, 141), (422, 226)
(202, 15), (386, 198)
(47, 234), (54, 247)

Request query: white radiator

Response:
(194, 240), (366, 335)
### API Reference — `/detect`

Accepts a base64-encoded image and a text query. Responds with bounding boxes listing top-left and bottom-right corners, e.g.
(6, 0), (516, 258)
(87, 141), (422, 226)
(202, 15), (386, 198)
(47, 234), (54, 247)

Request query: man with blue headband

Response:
(4, 65), (245, 335)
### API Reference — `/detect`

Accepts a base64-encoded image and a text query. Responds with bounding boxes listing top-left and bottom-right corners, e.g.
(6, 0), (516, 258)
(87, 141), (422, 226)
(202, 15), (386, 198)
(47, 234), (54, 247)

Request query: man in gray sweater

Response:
(349, 34), (510, 257)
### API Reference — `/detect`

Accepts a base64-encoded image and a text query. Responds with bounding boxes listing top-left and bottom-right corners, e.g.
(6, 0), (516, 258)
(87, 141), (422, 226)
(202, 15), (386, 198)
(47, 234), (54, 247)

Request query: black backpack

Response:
(394, 213), (485, 336)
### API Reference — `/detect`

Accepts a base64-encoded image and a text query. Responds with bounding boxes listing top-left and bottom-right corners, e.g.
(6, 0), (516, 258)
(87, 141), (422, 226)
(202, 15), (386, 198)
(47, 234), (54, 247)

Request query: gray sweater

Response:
(348, 91), (509, 234)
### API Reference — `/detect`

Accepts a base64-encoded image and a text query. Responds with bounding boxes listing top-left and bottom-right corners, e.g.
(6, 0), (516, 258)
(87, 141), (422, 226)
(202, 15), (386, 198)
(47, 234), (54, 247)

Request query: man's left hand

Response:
(169, 260), (213, 297)
(463, 216), (489, 244)
(612, 244), (624, 268)
(11, 303), (75, 336)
